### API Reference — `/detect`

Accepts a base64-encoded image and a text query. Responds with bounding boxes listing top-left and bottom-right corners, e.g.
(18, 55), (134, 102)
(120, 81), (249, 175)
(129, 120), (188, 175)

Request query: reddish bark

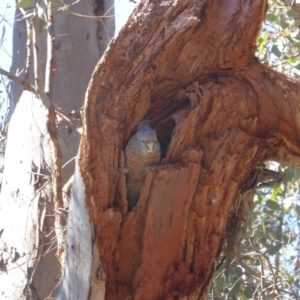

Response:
(79, 0), (300, 298)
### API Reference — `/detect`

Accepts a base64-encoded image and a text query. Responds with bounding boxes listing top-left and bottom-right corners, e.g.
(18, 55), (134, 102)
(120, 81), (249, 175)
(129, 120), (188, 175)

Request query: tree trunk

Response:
(61, 0), (300, 299)
(0, 1), (114, 299)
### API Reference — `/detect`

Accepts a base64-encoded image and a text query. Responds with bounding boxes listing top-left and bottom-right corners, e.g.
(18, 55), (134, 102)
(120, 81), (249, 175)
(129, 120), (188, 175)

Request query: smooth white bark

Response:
(0, 91), (52, 299)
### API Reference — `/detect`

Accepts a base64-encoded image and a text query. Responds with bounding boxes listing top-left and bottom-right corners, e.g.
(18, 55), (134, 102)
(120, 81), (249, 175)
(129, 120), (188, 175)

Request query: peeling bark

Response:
(65, 0), (300, 299)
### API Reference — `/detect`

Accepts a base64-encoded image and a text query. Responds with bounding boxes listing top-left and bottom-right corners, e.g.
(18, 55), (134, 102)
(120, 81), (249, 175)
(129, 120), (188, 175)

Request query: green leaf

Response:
(267, 229), (278, 239)
(229, 280), (241, 296)
(257, 36), (263, 44)
(213, 276), (224, 294)
(266, 200), (281, 211)
(280, 17), (288, 30)
(62, 5), (69, 12)
(244, 286), (253, 299)
(268, 246), (280, 256)
(251, 211), (257, 221)
(265, 242), (275, 249)
(266, 13), (277, 22)
(234, 266), (243, 277)
(293, 169), (300, 181)
(295, 205), (300, 218)
(271, 186), (283, 200)
(258, 31), (269, 54)
(288, 56), (297, 64)
(16, 0), (34, 8)
(287, 10), (299, 18)
(51, 0), (58, 10)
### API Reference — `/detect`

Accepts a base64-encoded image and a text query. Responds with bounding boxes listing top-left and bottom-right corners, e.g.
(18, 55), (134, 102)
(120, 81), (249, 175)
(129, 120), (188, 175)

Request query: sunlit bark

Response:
(71, 0), (300, 299)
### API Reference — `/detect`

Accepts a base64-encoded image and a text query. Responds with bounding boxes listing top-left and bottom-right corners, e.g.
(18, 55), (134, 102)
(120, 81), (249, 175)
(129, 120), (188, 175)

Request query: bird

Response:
(124, 121), (161, 211)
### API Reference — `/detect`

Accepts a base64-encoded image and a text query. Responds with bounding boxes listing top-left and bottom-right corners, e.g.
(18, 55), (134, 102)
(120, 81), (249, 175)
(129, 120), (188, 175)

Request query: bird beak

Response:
(147, 142), (154, 152)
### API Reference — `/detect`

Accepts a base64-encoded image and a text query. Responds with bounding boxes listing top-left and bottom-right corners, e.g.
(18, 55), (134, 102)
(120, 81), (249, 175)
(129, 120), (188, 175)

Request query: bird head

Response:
(135, 123), (160, 156)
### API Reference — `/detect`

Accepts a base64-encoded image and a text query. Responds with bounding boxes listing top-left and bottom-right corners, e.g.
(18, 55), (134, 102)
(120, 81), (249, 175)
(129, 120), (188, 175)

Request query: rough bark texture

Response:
(0, 0), (114, 299)
(75, 0), (300, 299)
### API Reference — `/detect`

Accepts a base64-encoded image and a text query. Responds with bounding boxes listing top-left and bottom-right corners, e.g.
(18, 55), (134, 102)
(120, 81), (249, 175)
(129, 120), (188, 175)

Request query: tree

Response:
(2, 0), (300, 299)
(0, 0), (114, 298)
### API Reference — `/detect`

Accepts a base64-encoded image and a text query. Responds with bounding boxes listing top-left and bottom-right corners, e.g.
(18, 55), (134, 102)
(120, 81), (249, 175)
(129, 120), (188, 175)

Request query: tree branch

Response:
(19, 8), (33, 88)
(32, 6), (51, 108)
(244, 62), (300, 167)
(0, 67), (37, 96)
(45, 0), (54, 95)
(0, 67), (80, 131)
